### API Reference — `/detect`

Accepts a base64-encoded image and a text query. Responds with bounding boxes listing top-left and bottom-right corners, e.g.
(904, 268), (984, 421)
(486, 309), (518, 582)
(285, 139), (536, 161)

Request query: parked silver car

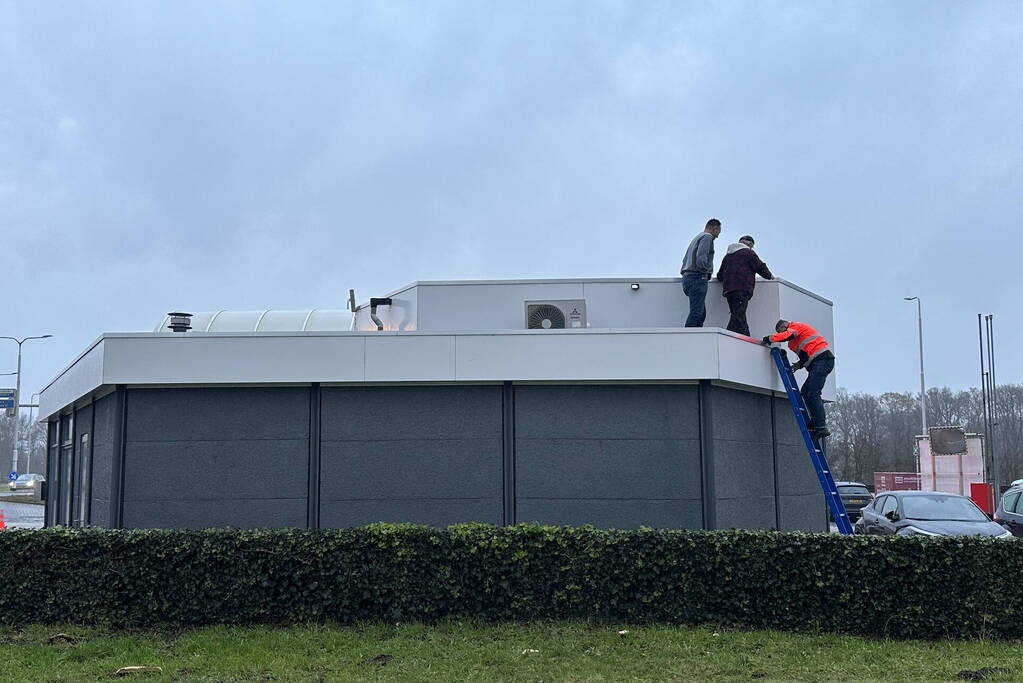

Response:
(994, 485), (1023, 537)
(9, 473), (45, 491)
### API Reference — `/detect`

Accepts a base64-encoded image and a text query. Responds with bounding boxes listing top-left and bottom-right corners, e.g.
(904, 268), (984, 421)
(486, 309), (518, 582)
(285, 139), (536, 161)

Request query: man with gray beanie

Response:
(715, 234), (773, 336)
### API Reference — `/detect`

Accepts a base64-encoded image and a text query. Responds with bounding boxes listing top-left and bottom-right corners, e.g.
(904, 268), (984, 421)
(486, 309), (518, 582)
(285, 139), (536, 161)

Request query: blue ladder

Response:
(770, 347), (853, 535)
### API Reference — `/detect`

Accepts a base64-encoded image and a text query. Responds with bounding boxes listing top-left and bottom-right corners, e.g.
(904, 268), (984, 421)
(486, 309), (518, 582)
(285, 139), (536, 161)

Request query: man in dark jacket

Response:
(715, 235), (773, 336)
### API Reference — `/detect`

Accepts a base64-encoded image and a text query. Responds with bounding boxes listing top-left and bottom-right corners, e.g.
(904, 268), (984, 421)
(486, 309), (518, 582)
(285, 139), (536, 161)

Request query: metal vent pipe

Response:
(167, 312), (193, 333)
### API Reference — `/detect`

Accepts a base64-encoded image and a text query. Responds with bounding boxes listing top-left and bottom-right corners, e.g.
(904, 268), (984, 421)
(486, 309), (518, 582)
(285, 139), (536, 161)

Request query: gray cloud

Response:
(1, 0), (1020, 397)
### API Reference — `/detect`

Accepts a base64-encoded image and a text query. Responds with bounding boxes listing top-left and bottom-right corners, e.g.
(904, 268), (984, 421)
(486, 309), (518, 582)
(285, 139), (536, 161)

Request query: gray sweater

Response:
(680, 232), (715, 277)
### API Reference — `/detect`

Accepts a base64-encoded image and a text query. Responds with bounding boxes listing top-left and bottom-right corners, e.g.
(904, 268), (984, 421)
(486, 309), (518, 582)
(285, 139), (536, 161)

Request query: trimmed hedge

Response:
(1, 524), (1021, 639)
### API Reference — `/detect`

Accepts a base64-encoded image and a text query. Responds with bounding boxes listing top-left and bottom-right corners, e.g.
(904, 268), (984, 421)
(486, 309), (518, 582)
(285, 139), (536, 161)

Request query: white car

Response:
(9, 473), (45, 491)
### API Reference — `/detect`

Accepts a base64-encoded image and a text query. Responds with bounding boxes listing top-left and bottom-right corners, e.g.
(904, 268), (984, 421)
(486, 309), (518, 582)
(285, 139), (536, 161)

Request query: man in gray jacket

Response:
(679, 218), (722, 327)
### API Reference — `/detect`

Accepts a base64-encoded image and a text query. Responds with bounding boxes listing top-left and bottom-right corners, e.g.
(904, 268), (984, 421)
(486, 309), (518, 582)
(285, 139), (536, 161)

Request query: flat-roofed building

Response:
(38, 276), (834, 531)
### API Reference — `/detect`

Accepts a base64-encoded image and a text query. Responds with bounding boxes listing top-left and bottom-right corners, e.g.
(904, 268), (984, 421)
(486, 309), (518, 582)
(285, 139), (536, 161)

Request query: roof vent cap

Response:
(167, 312), (193, 333)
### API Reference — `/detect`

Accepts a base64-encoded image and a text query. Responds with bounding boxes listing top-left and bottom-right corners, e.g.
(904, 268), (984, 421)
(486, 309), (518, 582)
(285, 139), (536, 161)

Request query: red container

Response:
(971, 482), (994, 515)
(874, 472), (921, 493)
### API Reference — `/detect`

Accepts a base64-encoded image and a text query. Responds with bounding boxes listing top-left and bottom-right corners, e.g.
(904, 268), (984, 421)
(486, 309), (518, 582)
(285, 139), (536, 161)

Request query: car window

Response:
(838, 485), (871, 496)
(1013, 492), (1023, 513)
(879, 496), (898, 516)
(1002, 491), (1021, 514)
(902, 495), (989, 522)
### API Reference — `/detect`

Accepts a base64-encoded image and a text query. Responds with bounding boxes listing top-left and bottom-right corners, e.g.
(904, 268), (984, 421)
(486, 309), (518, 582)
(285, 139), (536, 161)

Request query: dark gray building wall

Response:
(47, 381), (829, 532)
(121, 388), (310, 529)
(89, 392), (116, 528)
(319, 385), (504, 528)
(774, 396), (827, 531)
(711, 387), (778, 530)
(514, 385), (704, 529)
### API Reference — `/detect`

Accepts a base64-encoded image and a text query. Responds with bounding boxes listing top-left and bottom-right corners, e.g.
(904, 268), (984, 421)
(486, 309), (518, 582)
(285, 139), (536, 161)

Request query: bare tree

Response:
(826, 383), (1022, 485)
(0, 414), (47, 475)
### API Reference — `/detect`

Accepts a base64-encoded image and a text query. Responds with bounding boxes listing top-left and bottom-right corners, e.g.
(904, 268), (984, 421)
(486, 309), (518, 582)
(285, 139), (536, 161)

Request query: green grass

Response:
(0, 621), (1019, 682)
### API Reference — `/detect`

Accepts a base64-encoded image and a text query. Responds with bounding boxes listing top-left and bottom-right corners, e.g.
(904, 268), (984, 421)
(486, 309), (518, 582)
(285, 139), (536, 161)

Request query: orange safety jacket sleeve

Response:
(769, 330), (796, 343)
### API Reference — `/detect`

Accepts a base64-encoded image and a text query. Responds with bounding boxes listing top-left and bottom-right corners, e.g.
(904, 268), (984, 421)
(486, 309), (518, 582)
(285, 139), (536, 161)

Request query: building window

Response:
(61, 444), (73, 525)
(75, 433), (90, 526)
(46, 422), (58, 527)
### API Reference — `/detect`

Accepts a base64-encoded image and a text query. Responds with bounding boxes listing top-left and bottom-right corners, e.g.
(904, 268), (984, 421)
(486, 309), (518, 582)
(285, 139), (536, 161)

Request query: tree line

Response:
(0, 414), (47, 475)
(827, 384), (1023, 486)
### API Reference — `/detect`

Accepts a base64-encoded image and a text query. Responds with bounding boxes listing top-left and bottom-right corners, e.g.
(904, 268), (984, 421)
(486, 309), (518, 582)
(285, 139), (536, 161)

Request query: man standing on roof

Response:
(762, 320), (835, 439)
(716, 234), (773, 336)
(680, 218), (722, 327)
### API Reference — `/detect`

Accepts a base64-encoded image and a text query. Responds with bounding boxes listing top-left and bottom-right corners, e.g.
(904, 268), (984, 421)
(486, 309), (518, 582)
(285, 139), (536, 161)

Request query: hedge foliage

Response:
(1, 524), (1022, 639)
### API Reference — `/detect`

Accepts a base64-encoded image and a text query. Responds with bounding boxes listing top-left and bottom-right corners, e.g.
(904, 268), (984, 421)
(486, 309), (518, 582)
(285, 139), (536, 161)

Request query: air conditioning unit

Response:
(525, 300), (587, 329)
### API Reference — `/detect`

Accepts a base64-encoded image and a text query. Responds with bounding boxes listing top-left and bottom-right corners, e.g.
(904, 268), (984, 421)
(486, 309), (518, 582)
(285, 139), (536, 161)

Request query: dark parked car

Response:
(9, 473), (45, 491)
(854, 490), (1011, 537)
(835, 481), (873, 520)
(994, 485), (1023, 537)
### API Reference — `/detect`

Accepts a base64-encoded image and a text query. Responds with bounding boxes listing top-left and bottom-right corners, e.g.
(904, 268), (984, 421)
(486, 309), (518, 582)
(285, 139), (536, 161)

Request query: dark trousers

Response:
(801, 353), (835, 429)
(724, 290), (751, 336)
(682, 272), (708, 327)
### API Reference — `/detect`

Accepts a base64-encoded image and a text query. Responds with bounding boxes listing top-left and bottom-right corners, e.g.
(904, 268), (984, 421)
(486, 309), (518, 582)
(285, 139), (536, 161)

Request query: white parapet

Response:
(40, 276), (835, 420)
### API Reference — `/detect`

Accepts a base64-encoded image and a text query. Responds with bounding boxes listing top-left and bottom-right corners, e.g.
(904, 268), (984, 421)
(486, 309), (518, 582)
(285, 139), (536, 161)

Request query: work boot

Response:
(813, 426), (831, 440)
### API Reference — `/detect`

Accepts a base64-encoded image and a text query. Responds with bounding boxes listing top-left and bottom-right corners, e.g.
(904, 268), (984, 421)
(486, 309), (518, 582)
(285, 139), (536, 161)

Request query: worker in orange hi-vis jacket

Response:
(761, 319), (836, 439)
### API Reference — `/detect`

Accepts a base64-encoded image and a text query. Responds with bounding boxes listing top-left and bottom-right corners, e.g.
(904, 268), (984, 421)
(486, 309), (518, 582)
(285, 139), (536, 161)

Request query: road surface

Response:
(0, 499), (44, 529)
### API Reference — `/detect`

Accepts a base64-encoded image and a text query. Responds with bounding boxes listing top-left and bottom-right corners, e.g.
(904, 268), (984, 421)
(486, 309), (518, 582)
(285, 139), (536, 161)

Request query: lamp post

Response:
(903, 298), (927, 437)
(2, 335), (53, 475)
(27, 392), (41, 474)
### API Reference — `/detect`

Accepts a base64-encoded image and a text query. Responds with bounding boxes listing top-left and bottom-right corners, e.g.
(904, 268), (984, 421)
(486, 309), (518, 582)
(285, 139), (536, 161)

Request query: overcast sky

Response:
(2, 0), (1020, 400)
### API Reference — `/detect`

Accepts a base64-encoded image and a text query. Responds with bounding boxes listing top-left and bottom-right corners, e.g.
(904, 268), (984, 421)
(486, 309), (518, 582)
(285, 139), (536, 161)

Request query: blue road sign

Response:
(0, 389), (14, 410)
(8, 472), (18, 481)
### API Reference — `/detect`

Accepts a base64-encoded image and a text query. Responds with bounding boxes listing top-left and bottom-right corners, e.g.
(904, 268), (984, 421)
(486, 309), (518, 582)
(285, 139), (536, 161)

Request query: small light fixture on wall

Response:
(630, 283), (640, 291)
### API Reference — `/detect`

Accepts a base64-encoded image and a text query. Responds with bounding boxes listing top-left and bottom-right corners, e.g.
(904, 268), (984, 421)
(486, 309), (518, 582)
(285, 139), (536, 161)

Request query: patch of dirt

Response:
(361, 653), (394, 666)
(957, 667), (1011, 681)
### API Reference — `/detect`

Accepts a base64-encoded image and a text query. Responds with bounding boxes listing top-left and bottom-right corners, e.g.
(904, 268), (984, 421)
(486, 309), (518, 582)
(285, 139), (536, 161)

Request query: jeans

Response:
(724, 290), (751, 336)
(801, 353), (835, 430)
(682, 272), (709, 327)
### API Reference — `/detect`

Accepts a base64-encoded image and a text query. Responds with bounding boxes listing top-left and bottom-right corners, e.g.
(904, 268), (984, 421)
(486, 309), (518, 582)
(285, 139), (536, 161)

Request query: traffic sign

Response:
(0, 388), (14, 410)
(7, 472), (17, 481)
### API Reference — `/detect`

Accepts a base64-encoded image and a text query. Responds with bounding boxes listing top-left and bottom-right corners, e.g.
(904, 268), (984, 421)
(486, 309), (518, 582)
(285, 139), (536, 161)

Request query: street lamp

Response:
(27, 392), (41, 474)
(903, 298), (927, 437)
(2, 335), (53, 476)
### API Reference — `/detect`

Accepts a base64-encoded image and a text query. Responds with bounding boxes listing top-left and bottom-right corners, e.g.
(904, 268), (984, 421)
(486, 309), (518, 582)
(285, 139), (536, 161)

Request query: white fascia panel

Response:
(455, 331), (719, 382)
(365, 335), (456, 382)
(38, 339), (105, 420)
(716, 334), (785, 394)
(101, 335), (367, 384)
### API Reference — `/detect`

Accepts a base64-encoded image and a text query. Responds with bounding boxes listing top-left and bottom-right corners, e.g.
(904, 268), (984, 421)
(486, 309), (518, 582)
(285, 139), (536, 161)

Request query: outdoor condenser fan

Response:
(527, 304), (566, 329)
